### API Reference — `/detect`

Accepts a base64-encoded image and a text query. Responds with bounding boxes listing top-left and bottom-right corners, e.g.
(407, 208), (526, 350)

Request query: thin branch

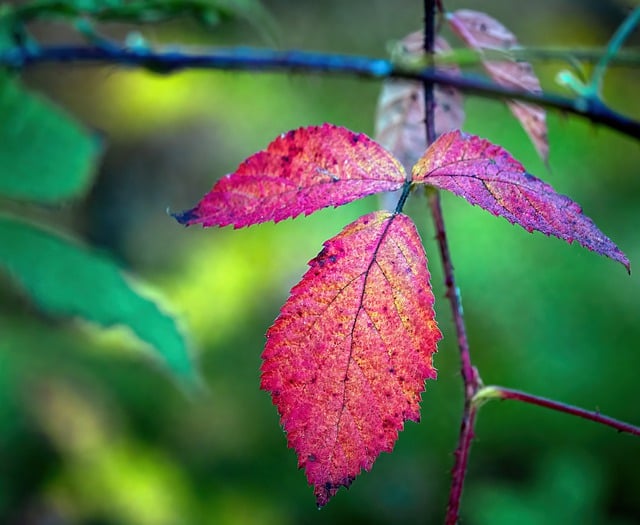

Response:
(434, 46), (640, 68)
(427, 186), (479, 525)
(423, 0), (437, 145)
(446, 404), (478, 525)
(426, 189), (476, 394)
(423, 4), (481, 522)
(1, 45), (640, 140)
(475, 386), (640, 437)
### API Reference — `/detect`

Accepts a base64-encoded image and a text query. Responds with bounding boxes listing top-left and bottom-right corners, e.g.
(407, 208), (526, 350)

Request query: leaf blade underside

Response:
(412, 131), (630, 271)
(174, 124), (406, 228)
(375, 32), (465, 172)
(448, 9), (549, 163)
(261, 211), (441, 507)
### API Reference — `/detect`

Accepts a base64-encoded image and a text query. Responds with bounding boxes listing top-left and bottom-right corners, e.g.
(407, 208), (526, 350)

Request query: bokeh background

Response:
(1, 0), (640, 523)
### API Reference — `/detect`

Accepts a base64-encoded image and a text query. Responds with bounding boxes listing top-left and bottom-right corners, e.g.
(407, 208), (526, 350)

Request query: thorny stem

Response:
(475, 386), (640, 437)
(426, 190), (477, 395)
(1, 45), (640, 140)
(446, 405), (478, 525)
(423, 1), (479, 524)
(428, 187), (479, 525)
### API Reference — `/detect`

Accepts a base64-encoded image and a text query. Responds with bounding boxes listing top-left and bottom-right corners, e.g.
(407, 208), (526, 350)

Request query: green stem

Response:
(590, 7), (640, 96)
(393, 181), (412, 214)
(429, 46), (640, 68)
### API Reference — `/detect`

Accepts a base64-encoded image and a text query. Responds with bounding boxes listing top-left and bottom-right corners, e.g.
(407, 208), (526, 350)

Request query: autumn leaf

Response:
(174, 124), (406, 228)
(375, 32), (465, 172)
(261, 211), (441, 507)
(448, 9), (548, 163)
(412, 131), (629, 271)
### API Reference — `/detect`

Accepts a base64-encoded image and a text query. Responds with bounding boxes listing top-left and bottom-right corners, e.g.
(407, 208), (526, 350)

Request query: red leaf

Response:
(174, 124), (406, 228)
(448, 9), (549, 163)
(412, 131), (630, 271)
(375, 33), (465, 172)
(261, 211), (441, 507)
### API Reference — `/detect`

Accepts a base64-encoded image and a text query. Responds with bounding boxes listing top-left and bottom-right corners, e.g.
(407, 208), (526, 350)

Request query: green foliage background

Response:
(1, 0), (639, 523)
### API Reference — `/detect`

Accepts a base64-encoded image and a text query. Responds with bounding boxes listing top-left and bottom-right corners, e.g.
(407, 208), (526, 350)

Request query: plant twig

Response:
(427, 186), (479, 525)
(433, 46), (640, 68)
(446, 404), (478, 525)
(423, 0), (437, 146)
(1, 45), (640, 140)
(475, 386), (640, 437)
(423, 3), (480, 523)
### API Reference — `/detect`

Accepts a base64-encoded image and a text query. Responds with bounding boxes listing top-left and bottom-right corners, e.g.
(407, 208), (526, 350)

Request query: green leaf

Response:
(6, 0), (276, 32)
(0, 5), (14, 51)
(0, 73), (98, 203)
(0, 215), (196, 386)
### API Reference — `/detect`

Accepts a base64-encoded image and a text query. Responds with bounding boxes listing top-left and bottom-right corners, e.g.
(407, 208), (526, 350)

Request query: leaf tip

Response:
(314, 478), (353, 509)
(622, 258), (631, 275)
(172, 207), (199, 226)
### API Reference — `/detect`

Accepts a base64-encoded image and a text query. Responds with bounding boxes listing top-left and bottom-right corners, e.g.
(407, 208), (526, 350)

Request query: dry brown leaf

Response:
(375, 32), (465, 174)
(448, 9), (549, 163)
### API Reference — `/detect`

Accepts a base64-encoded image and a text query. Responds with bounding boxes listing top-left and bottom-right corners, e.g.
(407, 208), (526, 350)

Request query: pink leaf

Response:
(412, 131), (629, 271)
(175, 124), (406, 228)
(449, 9), (549, 163)
(261, 211), (441, 507)
(375, 33), (465, 172)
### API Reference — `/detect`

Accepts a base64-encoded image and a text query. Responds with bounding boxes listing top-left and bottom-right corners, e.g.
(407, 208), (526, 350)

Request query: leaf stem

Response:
(393, 181), (412, 214)
(474, 385), (640, 437)
(2, 45), (640, 140)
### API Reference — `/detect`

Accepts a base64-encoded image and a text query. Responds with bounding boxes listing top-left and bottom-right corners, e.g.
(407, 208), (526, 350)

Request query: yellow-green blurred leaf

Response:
(0, 215), (196, 385)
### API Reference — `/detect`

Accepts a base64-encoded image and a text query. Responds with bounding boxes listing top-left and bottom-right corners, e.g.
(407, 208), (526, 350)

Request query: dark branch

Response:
(1, 45), (639, 140)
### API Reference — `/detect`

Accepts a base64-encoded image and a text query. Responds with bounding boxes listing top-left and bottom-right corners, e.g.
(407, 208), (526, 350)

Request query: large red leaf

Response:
(412, 131), (630, 271)
(174, 124), (406, 228)
(448, 9), (548, 163)
(261, 211), (441, 507)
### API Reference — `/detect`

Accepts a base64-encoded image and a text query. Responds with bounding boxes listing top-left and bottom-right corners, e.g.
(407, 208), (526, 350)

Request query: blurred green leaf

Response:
(0, 215), (196, 385)
(0, 73), (98, 203)
(5, 0), (277, 33)
(0, 5), (13, 51)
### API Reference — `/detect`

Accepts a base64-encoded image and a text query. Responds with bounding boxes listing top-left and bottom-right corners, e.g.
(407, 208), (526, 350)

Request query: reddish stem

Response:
(423, 2), (480, 523)
(481, 386), (640, 437)
(445, 404), (478, 525)
(427, 190), (477, 396)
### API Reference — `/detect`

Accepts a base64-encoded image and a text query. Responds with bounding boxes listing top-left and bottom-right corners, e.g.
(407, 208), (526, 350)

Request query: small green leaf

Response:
(0, 215), (196, 386)
(0, 73), (98, 203)
(0, 5), (14, 51)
